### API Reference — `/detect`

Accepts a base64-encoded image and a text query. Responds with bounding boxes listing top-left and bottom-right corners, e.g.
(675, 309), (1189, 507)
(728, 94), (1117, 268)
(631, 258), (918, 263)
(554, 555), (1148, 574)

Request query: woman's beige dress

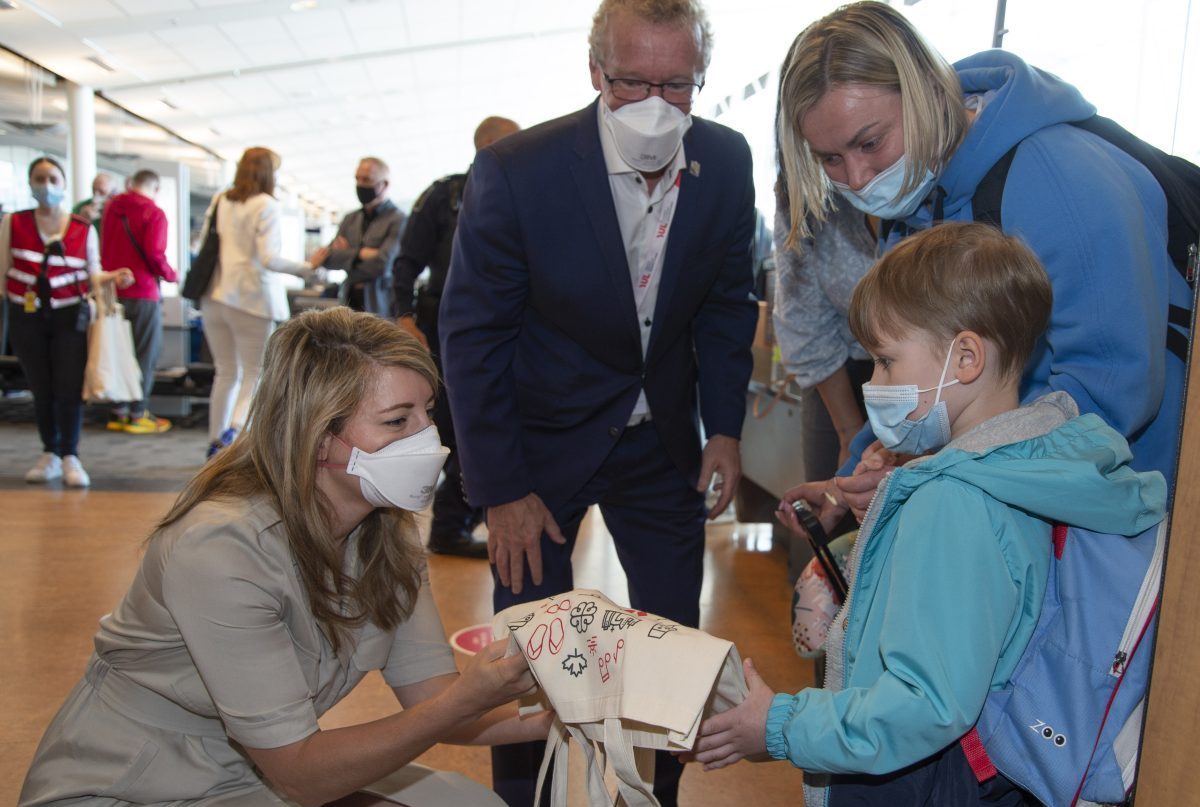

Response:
(19, 496), (503, 807)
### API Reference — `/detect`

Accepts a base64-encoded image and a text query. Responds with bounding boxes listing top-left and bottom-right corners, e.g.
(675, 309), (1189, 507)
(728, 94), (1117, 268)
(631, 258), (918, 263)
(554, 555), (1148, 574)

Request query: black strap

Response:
(121, 214), (154, 271)
(972, 143), (1019, 228)
(1074, 115), (1200, 276)
(792, 501), (849, 602)
(1167, 327), (1189, 364)
(36, 243), (56, 313)
(1168, 303), (1191, 364)
(205, 195), (221, 236)
(972, 139), (1190, 363)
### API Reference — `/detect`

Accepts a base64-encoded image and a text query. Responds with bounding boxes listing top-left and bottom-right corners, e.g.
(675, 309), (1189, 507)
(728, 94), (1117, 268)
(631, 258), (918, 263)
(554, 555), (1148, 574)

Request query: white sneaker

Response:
(62, 455), (90, 488)
(25, 452), (62, 483)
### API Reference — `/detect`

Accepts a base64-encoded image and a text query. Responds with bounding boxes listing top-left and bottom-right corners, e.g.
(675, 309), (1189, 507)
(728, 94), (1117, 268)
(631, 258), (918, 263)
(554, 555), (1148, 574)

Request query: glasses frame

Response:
(601, 71), (705, 104)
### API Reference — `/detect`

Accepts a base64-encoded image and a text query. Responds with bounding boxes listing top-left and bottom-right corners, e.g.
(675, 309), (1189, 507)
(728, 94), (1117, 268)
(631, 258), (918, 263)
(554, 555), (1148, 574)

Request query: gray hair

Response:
(588, 0), (713, 73)
(359, 156), (390, 181)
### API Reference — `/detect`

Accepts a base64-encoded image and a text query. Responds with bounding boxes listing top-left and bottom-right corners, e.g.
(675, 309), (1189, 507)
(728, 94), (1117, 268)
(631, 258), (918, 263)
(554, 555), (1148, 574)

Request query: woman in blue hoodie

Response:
(691, 223), (1166, 806)
(775, 1), (1186, 531)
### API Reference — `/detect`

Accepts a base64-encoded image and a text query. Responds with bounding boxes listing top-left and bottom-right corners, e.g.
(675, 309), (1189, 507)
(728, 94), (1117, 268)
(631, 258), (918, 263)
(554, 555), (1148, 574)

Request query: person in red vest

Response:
(1, 156), (132, 487)
(100, 169), (179, 434)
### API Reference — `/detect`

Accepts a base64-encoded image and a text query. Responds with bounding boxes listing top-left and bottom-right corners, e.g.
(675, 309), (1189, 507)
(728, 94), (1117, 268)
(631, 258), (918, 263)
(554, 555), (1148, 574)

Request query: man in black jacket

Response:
(393, 117), (520, 558)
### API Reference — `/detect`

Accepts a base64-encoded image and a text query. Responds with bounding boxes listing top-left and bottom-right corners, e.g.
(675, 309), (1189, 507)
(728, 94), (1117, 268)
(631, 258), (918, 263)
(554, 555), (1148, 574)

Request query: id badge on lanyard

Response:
(633, 172), (683, 311)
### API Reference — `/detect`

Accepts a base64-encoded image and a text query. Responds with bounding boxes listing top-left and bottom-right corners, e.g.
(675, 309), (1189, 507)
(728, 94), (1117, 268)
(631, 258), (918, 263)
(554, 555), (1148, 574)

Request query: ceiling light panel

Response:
(341, 6), (406, 51)
(212, 74), (285, 106)
(112, 0), (192, 13)
(264, 65), (325, 96)
(27, 0), (122, 25)
(218, 16), (291, 46)
(155, 26), (249, 73)
(362, 54), (414, 91)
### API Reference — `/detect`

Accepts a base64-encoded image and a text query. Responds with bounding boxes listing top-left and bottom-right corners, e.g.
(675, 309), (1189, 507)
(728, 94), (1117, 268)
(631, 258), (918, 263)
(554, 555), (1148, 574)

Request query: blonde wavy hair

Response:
(156, 308), (437, 651)
(777, 1), (967, 248)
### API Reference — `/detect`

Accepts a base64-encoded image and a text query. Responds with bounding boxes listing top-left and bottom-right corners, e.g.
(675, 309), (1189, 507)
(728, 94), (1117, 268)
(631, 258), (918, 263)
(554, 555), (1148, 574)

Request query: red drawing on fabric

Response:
(599, 639), (625, 683)
(527, 623), (548, 660)
(526, 617), (566, 659)
(587, 635), (599, 656)
(542, 598), (572, 615)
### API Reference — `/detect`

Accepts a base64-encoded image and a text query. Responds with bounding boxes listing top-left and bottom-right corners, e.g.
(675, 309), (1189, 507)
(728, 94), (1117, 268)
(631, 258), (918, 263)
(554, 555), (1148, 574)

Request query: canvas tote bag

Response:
(83, 283), (143, 403)
(493, 589), (748, 807)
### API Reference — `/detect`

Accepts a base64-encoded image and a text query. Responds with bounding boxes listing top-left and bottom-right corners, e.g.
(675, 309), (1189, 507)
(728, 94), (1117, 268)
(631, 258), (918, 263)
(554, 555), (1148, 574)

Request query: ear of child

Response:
(949, 331), (987, 385)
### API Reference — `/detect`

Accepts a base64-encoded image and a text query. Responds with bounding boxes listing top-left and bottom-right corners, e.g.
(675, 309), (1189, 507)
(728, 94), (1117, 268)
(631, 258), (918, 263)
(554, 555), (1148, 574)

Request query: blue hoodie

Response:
(767, 393), (1166, 805)
(846, 51), (1187, 487)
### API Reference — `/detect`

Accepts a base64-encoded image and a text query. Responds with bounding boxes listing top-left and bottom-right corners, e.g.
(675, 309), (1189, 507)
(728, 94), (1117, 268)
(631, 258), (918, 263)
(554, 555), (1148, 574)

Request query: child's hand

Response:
(855, 439), (900, 473)
(777, 480), (845, 537)
(688, 657), (774, 770)
(840, 440), (904, 521)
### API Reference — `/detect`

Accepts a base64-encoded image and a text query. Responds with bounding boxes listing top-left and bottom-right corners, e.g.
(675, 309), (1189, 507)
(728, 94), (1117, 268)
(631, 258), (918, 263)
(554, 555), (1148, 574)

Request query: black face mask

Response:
(356, 185), (379, 206)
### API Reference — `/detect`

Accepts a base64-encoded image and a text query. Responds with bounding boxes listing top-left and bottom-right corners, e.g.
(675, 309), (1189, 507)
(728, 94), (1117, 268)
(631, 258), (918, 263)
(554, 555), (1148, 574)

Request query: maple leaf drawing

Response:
(562, 650), (588, 677)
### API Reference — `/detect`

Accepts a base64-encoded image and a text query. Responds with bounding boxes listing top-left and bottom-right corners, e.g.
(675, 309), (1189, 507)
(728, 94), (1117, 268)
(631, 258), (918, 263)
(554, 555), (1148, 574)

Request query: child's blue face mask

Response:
(862, 341), (959, 454)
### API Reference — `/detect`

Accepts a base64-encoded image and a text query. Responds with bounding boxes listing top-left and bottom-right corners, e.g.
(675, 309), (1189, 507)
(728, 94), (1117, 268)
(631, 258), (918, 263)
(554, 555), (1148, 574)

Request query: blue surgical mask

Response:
(863, 340), (959, 454)
(831, 153), (935, 220)
(31, 184), (64, 209)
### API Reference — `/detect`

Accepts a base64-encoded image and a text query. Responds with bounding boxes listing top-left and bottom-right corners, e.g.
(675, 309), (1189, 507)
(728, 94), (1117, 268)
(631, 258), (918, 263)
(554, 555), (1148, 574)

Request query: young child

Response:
(690, 222), (1167, 804)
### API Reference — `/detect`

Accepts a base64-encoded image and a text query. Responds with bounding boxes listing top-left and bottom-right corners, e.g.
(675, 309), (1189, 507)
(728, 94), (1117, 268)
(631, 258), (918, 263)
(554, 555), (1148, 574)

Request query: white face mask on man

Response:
(602, 95), (693, 173)
(321, 425), (450, 511)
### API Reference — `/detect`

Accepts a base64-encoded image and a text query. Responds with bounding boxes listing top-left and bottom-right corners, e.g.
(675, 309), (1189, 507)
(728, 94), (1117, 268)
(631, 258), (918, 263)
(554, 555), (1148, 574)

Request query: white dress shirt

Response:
(597, 103), (688, 425)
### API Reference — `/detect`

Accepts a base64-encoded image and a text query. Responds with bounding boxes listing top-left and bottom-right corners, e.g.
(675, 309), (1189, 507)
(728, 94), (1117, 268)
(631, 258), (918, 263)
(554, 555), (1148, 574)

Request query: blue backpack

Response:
(961, 520), (1168, 806)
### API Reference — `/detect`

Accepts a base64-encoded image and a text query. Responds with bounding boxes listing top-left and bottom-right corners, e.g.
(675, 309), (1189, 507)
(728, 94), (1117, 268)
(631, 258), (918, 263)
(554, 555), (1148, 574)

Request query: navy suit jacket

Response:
(439, 100), (757, 511)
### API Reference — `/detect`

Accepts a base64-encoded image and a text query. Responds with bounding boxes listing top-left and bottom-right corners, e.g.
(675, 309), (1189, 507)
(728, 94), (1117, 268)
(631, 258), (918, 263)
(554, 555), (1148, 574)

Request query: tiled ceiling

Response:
(0, 0), (832, 217)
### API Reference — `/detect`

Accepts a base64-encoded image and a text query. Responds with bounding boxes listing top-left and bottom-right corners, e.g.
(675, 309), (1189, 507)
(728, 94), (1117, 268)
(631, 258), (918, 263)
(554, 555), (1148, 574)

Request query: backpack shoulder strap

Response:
(1071, 115), (1200, 281)
(973, 143), (1021, 229)
(960, 726), (998, 783)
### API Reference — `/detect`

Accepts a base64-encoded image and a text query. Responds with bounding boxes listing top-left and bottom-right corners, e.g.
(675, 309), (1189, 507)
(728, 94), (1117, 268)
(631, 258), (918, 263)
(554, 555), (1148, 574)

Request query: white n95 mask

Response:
(603, 95), (692, 173)
(323, 425), (450, 511)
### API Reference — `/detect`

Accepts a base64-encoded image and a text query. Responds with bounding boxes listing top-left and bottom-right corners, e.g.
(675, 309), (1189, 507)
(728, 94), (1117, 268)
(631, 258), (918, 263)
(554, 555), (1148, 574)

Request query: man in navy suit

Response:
(440, 0), (756, 802)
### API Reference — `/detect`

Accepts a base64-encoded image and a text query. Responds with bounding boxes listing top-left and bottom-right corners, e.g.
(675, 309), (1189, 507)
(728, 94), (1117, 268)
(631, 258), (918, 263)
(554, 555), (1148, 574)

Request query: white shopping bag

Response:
(83, 284), (142, 403)
(493, 589), (748, 807)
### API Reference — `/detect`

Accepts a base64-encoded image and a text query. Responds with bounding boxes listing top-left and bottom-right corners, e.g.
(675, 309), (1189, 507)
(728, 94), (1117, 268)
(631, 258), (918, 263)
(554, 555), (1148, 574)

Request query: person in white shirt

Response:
(197, 146), (312, 459)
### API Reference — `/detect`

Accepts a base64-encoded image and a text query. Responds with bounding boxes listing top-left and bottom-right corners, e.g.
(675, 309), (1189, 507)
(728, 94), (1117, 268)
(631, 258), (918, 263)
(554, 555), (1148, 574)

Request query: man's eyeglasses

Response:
(602, 72), (704, 104)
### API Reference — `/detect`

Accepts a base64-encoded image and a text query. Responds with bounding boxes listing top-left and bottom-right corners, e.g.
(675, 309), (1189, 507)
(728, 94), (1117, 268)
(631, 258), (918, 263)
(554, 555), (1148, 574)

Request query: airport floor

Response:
(0, 397), (815, 806)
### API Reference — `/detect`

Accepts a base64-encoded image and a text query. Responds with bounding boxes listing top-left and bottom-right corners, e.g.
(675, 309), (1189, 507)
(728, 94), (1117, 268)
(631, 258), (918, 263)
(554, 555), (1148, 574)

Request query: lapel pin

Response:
(689, 160), (701, 177)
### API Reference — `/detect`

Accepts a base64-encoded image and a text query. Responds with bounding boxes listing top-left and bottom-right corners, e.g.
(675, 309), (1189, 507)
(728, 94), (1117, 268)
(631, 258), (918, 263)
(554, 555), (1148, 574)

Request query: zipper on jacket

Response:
(823, 468), (896, 689)
(1110, 519), (1167, 677)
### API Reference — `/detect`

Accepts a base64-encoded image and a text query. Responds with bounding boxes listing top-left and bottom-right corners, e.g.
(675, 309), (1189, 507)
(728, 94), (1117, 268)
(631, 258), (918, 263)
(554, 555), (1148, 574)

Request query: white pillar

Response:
(66, 82), (96, 207)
